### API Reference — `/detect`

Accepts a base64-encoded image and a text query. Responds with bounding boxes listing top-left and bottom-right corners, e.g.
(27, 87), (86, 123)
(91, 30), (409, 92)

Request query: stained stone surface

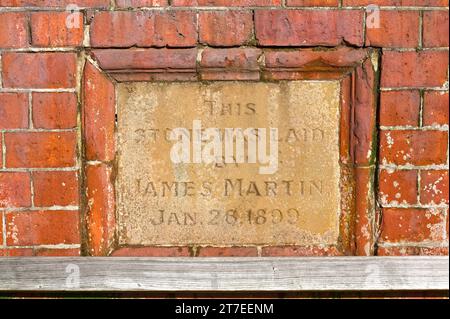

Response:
(116, 81), (341, 245)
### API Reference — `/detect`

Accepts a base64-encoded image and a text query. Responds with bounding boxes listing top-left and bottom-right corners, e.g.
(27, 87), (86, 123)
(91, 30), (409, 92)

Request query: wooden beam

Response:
(0, 257), (448, 292)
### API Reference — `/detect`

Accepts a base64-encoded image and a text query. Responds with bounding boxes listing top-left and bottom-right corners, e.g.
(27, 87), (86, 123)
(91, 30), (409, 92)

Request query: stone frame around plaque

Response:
(82, 47), (379, 257)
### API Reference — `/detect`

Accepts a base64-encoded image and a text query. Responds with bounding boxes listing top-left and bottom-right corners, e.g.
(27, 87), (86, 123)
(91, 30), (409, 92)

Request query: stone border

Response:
(82, 47), (379, 257)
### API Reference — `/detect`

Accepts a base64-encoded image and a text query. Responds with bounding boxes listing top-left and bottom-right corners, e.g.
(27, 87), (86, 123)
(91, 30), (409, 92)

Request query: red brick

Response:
(31, 12), (83, 47)
(197, 247), (258, 257)
(0, 12), (28, 48)
(380, 208), (446, 243)
(5, 132), (77, 168)
(111, 247), (190, 257)
(0, 0), (109, 7)
(380, 130), (448, 166)
(0, 248), (34, 256)
(0, 137), (2, 165)
(378, 169), (418, 205)
(343, 0), (448, 5)
(0, 172), (31, 208)
(2, 53), (77, 88)
(379, 91), (420, 126)
(33, 171), (79, 207)
(381, 51), (449, 88)
(116, 0), (168, 6)
(262, 246), (342, 256)
(83, 62), (115, 161)
(85, 164), (115, 256)
(420, 170), (449, 205)
(6, 210), (80, 246)
(34, 248), (81, 256)
(287, 0), (338, 5)
(90, 11), (197, 48)
(423, 11), (449, 47)
(199, 11), (253, 46)
(172, 0), (281, 5)
(32, 93), (77, 129)
(366, 11), (419, 48)
(255, 10), (364, 47)
(0, 93), (29, 129)
(423, 91), (449, 126)
(378, 246), (449, 256)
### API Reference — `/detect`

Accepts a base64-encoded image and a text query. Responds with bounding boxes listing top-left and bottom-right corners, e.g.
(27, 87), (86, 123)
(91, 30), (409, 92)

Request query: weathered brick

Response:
(423, 11), (449, 47)
(32, 171), (79, 207)
(0, 172), (31, 208)
(0, 248), (34, 256)
(199, 11), (253, 46)
(32, 93), (77, 129)
(34, 248), (81, 256)
(287, 0), (339, 5)
(0, 93), (29, 129)
(172, 0), (282, 5)
(366, 11), (419, 48)
(111, 247), (190, 256)
(380, 130), (448, 166)
(378, 246), (449, 256)
(0, 0), (109, 7)
(343, 0), (448, 6)
(420, 170), (449, 205)
(255, 10), (364, 47)
(0, 12), (29, 48)
(378, 169), (418, 205)
(379, 91), (420, 126)
(381, 51), (449, 88)
(90, 11), (197, 48)
(262, 246), (342, 256)
(197, 247), (258, 257)
(83, 62), (115, 161)
(31, 12), (84, 47)
(423, 91), (449, 126)
(6, 210), (80, 246)
(380, 208), (446, 243)
(116, 0), (168, 7)
(5, 132), (77, 168)
(2, 53), (77, 88)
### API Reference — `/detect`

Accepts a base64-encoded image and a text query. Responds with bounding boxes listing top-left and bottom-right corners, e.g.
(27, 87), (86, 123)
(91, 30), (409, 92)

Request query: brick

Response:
(5, 132), (77, 168)
(423, 11), (449, 47)
(0, 172), (31, 208)
(34, 248), (81, 256)
(199, 11), (253, 46)
(380, 130), (448, 166)
(378, 246), (449, 256)
(111, 247), (190, 256)
(423, 91), (449, 126)
(343, 0), (449, 6)
(172, 0), (282, 5)
(0, 93), (29, 129)
(116, 0), (168, 6)
(0, 248), (34, 256)
(420, 170), (449, 205)
(83, 62), (115, 161)
(380, 208), (446, 243)
(262, 246), (342, 256)
(379, 91), (420, 126)
(197, 247), (258, 257)
(0, 0), (109, 7)
(33, 171), (79, 207)
(378, 169), (418, 205)
(366, 11), (419, 48)
(255, 10), (364, 47)
(6, 210), (80, 246)
(85, 164), (115, 256)
(90, 11), (197, 48)
(32, 93), (77, 129)
(0, 12), (28, 48)
(2, 53), (77, 88)
(287, 0), (339, 5)
(31, 12), (84, 47)
(381, 51), (449, 88)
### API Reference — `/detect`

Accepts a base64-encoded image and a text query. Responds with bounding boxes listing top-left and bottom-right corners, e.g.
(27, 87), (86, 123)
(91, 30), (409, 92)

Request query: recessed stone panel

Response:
(116, 81), (341, 246)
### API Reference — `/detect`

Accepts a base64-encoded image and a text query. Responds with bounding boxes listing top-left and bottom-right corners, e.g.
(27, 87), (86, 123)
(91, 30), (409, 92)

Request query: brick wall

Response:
(0, 0), (448, 257)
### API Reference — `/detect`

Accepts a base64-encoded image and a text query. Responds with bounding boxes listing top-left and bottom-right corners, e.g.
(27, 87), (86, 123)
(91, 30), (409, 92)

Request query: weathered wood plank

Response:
(0, 257), (448, 292)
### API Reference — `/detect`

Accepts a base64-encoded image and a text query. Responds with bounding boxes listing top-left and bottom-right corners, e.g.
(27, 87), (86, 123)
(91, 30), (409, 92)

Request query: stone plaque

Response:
(117, 81), (341, 246)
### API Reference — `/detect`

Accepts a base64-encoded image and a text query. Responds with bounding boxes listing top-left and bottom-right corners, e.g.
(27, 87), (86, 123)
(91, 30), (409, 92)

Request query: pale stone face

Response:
(116, 81), (341, 246)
